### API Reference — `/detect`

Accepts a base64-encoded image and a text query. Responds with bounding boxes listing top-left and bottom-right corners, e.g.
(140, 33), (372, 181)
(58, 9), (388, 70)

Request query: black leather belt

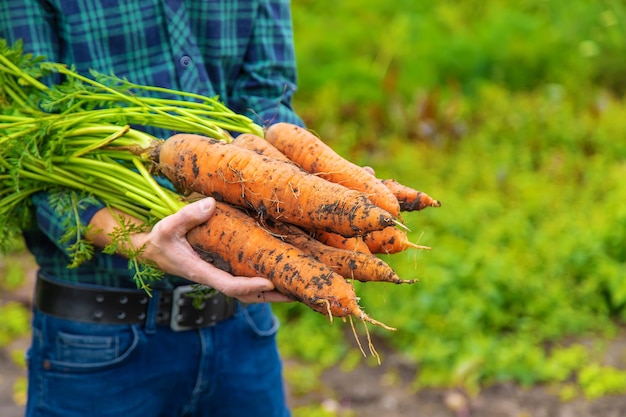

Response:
(34, 274), (237, 331)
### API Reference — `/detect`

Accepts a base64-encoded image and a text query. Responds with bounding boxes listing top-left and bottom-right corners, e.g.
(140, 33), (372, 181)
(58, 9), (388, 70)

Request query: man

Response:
(0, 1), (303, 416)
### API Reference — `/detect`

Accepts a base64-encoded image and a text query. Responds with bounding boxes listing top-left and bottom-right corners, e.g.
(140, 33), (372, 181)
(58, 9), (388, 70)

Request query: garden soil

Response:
(3, 271), (626, 417)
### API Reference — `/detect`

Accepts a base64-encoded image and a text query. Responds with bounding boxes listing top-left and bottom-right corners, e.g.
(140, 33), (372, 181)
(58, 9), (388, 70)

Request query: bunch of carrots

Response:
(155, 126), (441, 359)
(0, 40), (441, 361)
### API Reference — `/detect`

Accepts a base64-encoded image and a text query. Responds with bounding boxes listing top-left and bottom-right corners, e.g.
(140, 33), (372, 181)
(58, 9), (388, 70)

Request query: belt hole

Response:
(137, 312), (146, 320)
(119, 296), (128, 304)
(210, 314), (217, 321)
(139, 297), (148, 305)
(117, 312), (126, 320)
(212, 298), (219, 305)
(93, 310), (103, 320)
(197, 302), (206, 309)
(195, 317), (204, 325)
(96, 294), (105, 303)
(177, 298), (186, 306)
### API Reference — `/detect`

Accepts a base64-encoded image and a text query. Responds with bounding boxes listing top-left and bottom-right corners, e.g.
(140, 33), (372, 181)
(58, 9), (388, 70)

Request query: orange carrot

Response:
(186, 201), (395, 330)
(364, 227), (431, 254)
(155, 134), (396, 237)
(382, 179), (441, 211)
(262, 218), (417, 284)
(312, 230), (372, 255)
(231, 133), (291, 163)
(264, 123), (402, 218)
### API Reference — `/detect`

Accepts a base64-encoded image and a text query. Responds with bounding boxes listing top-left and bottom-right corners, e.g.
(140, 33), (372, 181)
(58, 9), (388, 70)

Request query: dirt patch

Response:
(285, 333), (626, 416)
(288, 354), (626, 417)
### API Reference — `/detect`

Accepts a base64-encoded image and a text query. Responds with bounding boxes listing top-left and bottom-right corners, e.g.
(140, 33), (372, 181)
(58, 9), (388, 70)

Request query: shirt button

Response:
(179, 55), (192, 67)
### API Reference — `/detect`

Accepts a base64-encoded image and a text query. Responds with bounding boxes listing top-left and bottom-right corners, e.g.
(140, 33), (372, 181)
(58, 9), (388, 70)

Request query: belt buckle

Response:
(169, 285), (235, 332)
(170, 285), (197, 332)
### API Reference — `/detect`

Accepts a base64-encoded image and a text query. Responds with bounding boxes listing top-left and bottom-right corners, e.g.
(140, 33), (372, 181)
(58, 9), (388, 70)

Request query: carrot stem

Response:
(0, 53), (49, 91)
(71, 125), (131, 157)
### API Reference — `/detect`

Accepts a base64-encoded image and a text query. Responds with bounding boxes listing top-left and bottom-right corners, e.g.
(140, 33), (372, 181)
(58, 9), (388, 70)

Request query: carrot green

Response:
(0, 39), (263, 290)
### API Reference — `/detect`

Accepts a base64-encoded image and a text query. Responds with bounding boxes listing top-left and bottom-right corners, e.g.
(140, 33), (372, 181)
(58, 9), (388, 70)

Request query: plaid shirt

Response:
(0, 0), (304, 287)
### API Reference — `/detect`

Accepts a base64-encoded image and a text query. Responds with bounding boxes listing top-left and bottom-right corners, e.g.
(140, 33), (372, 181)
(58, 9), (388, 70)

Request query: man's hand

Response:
(88, 197), (292, 304)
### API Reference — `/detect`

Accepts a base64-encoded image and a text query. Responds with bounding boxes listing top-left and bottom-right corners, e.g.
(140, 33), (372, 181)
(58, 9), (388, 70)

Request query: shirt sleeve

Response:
(229, 0), (305, 128)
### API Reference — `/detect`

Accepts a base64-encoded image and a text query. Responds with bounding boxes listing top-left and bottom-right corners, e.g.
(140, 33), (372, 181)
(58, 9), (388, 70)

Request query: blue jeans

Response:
(25, 297), (290, 417)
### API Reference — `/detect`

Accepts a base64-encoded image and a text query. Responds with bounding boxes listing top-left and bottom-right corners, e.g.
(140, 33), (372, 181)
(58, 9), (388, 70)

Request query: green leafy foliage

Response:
(281, 86), (626, 396)
(0, 256), (31, 348)
(49, 190), (98, 268)
(280, 0), (626, 401)
(291, 0), (626, 137)
(0, 302), (29, 347)
(578, 364), (626, 399)
(102, 214), (165, 293)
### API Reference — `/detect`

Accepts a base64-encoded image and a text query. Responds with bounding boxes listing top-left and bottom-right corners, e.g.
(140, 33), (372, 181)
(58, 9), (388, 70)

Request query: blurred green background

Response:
(2, 0), (626, 411)
(276, 0), (626, 405)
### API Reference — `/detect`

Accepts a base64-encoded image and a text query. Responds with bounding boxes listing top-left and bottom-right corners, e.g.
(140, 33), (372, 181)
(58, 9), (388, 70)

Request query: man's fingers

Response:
(362, 166), (376, 176)
(189, 267), (283, 303)
(221, 277), (293, 304)
(152, 197), (291, 304)
(236, 290), (293, 304)
(169, 197), (216, 235)
(217, 276), (276, 296)
(253, 291), (295, 304)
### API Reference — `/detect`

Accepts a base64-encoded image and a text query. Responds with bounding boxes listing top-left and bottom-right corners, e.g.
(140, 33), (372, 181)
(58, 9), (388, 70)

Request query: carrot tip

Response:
(432, 200), (442, 207)
(407, 242), (431, 251)
(395, 278), (420, 284)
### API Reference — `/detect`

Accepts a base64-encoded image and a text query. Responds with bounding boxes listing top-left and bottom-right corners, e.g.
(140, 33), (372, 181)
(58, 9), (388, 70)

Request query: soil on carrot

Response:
(2, 274), (626, 417)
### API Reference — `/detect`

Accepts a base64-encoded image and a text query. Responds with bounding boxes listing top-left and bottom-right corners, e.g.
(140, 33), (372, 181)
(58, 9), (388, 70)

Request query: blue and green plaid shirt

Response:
(0, 0), (304, 287)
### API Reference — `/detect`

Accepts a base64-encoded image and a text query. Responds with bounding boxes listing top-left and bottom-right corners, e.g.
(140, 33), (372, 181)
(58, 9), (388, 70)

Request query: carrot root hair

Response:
(349, 315), (367, 359)
(363, 320), (382, 366)
(361, 314), (396, 332)
(315, 299), (334, 323)
(348, 313), (392, 365)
